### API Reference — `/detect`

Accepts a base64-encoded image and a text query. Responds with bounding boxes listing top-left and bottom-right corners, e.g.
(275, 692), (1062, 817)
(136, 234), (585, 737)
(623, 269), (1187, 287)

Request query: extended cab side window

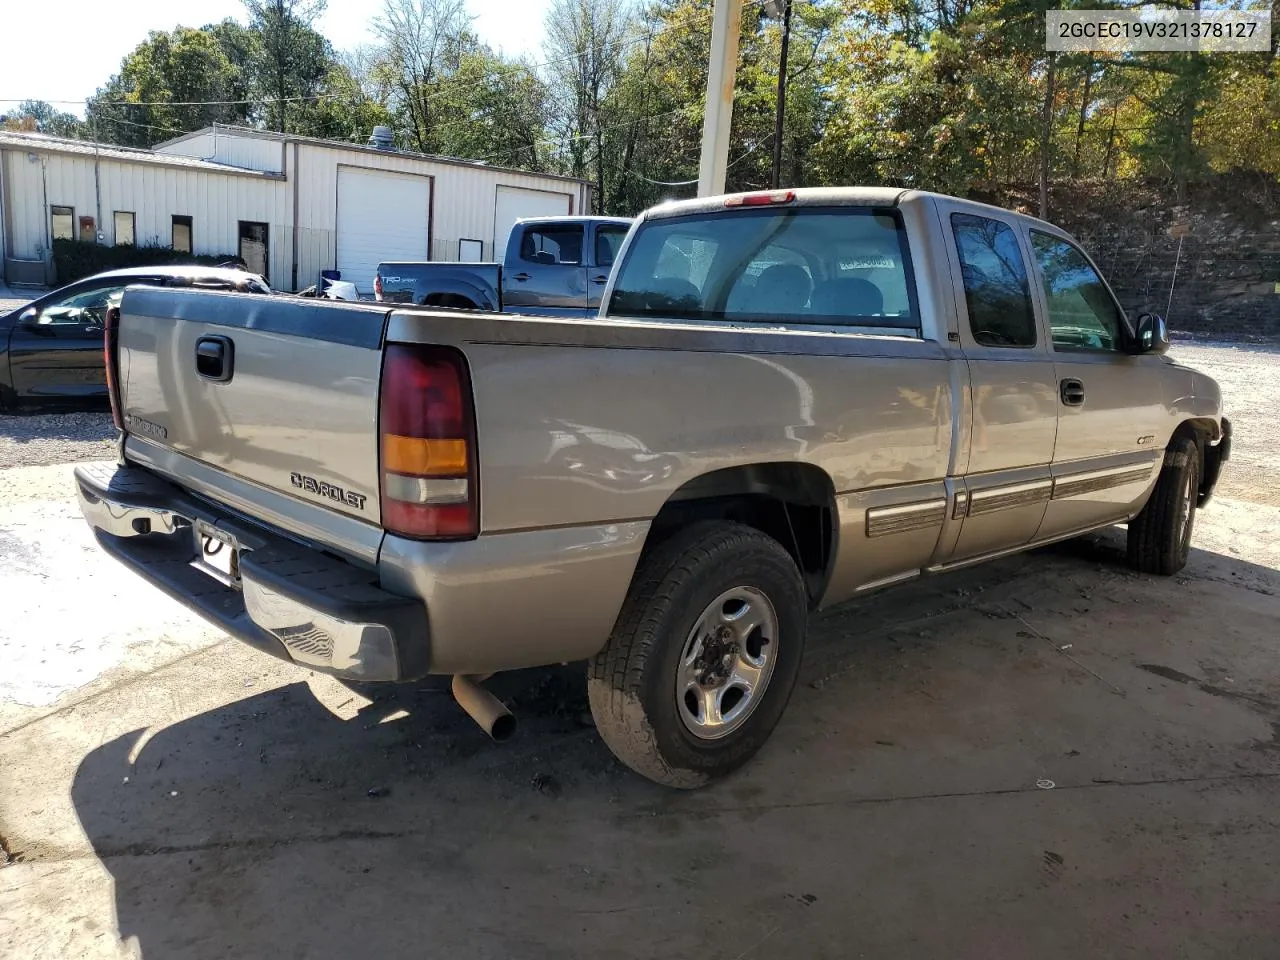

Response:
(1029, 231), (1125, 352)
(951, 213), (1037, 348)
(520, 225), (584, 265)
(595, 226), (628, 267)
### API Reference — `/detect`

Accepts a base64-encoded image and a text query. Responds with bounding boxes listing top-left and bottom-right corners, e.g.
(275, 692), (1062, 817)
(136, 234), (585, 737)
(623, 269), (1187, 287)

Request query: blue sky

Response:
(0, 0), (552, 117)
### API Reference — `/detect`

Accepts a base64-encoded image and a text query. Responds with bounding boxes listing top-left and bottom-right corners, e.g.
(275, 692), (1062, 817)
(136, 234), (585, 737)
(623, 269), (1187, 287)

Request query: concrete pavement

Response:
(1, 345), (1278, 959)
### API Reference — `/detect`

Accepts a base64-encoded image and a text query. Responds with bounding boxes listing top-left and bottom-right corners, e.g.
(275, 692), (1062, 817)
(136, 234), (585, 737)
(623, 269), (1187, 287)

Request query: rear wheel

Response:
(588, 521), (807, 788)
(1127, 434), (1200, 576)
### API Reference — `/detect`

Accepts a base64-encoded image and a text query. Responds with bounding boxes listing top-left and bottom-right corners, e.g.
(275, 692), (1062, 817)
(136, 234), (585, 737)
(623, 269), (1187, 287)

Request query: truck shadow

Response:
(69, 531), (1280, 959)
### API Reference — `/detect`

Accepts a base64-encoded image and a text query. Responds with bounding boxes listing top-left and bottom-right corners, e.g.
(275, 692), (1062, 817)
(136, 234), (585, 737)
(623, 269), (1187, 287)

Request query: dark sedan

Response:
(0, 266), (270, 410)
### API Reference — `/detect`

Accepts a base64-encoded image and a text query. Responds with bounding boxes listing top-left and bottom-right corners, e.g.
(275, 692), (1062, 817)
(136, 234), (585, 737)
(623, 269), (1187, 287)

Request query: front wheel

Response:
(588, 521), (808, 788)
(1127, 435), (1200, 576)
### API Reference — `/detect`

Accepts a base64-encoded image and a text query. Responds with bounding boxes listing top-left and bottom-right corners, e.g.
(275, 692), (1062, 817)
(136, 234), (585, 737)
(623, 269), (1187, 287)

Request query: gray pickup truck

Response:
(375, 216), (633, 317)
(77, 187), (1230, 788)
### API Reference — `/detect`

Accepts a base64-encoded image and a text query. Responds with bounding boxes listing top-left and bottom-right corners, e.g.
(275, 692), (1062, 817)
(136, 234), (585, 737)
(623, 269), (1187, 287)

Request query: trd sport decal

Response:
(290, 472), (368, 509)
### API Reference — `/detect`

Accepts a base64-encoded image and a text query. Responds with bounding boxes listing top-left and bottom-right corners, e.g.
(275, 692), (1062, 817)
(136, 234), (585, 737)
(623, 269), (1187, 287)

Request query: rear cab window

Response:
(607, 206), (920, 334)
(520, 224), (584, 265)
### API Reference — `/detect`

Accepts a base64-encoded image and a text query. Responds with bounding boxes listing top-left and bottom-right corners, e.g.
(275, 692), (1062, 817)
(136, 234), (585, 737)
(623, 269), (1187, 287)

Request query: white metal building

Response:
(0, 125), (591, 293)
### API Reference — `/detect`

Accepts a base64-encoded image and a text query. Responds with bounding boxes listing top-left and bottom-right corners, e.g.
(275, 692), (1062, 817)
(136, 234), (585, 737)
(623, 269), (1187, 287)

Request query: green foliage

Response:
(86, 25), (253, 146)
(1, 101), (85, 138)
(242, 0), (331, 132)
(52, 0), (1280, 214)
(52, 240), (244, 286)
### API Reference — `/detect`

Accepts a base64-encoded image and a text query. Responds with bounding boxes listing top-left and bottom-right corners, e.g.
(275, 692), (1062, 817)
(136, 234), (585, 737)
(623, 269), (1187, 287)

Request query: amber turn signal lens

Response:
(382, 435), (468, 476)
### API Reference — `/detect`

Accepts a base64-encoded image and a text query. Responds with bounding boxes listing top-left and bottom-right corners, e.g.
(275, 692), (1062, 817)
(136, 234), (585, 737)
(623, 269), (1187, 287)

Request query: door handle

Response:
(591, 275), (609, 284)
(1059, 378), (1085, 406)
(195, 336), (234, 383)
(512, 272), (531, 282)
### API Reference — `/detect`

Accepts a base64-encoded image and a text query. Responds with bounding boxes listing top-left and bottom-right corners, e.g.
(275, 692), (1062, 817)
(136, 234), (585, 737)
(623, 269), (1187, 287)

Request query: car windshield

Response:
(608, 206), (920, 332)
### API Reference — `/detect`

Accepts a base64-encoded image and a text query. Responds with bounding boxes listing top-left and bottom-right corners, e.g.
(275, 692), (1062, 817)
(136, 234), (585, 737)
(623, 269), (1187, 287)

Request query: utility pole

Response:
(697, 0), (743, 197)
(770, 0), (792, 189)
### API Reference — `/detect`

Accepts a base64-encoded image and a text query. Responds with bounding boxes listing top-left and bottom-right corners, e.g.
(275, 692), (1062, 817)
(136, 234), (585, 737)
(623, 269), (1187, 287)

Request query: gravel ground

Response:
(0, 412), (117, 469)
(1, 341), (1278, 960)
(1174, 341), (1279, 506)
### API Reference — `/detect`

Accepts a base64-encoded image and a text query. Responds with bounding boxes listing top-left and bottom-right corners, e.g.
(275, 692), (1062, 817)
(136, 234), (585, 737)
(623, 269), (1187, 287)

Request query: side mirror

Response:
(17, 306), (38, 326)
(1134, 312), (1170, 355)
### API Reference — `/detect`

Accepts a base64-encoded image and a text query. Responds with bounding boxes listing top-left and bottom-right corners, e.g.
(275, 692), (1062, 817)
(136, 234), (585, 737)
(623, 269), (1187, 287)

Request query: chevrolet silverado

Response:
(76, 187), (1230, 787)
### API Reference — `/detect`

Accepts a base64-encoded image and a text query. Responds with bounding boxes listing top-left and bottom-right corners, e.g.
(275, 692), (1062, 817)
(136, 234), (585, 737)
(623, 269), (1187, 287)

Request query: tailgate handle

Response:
(195, 336), (234, 383)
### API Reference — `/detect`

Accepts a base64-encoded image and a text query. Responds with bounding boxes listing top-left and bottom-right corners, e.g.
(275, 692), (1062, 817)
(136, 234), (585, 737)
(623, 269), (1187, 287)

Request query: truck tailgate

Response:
(117, 286), (387, 529)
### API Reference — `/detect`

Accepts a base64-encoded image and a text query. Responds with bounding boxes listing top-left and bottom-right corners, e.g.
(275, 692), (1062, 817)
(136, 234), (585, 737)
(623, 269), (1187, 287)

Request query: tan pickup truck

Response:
(76, 187), (1230, 787)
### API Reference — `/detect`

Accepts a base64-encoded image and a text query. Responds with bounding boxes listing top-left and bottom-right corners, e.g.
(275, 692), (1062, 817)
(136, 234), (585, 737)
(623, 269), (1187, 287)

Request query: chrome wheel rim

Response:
(675, 586), (779, 741)
(1177, 467), (1195, 551)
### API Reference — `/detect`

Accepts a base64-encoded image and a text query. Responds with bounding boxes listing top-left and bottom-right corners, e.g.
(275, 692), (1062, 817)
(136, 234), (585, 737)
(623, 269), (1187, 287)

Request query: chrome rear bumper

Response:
(75, 462), (429, 681)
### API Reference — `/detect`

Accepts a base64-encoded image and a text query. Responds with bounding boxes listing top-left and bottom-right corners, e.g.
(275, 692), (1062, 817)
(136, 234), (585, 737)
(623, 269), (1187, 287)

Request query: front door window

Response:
(1030, 231), (1125, 352)
(35, 285), (126, 329)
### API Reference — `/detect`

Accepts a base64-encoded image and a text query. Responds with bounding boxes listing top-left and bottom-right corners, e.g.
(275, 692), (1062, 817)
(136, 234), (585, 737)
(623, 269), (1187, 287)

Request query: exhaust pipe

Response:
(451, 674), (516, 741)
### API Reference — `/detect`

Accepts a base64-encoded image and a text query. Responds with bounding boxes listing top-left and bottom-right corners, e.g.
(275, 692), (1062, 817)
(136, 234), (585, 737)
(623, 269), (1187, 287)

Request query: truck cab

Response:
(376, 216), (633, 317)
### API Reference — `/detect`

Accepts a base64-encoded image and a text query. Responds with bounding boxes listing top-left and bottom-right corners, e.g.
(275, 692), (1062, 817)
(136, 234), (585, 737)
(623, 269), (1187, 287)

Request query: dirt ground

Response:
(1, 342), (1278, 959)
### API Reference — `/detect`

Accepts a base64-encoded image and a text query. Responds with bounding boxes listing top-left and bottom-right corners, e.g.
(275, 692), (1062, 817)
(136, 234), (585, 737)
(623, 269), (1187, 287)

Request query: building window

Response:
(238, 221), (269, 279)
(79, 216), (96, 243)
(172, 215), (193, 254)
(51, 206), (74, 242)
(114, 211), (136, 246)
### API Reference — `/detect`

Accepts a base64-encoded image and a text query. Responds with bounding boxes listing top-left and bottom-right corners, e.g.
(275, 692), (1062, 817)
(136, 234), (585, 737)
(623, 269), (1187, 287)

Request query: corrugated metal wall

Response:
(4, 132), (590, 291)
(159, 132), (283, 173)
(1, 148), (291, 283)
(97, 161), (292, 281)
(156, 132), (214, 163)
(294, 142), (587, 290)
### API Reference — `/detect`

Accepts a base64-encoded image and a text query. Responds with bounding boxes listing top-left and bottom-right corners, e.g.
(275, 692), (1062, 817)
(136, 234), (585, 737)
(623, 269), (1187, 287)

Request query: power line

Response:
(477, 105), (694, 164)
(630, 131), (775, 186)
(90, 114), (193, 138)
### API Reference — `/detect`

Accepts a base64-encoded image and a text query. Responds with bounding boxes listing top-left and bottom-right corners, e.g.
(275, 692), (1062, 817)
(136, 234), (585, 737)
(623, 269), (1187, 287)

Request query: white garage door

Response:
(337, 167), (431, 296)
(494, 186), (572, 257)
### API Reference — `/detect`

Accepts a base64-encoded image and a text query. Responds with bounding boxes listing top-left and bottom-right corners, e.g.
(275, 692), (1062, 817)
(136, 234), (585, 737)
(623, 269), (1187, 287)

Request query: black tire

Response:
(1127, 434), (1200, 576)
(588, 521), (808, 788)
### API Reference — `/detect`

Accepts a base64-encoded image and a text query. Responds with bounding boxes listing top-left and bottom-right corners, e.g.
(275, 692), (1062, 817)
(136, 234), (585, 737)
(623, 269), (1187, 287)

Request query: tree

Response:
(86, 27), (252, 147)
(430, 51), (550, 168)
(543, 0), (634, 209)
(290, 60), (396, 141)
(1, 101), (84, 138)
(374, 0), (475, 152)
(242, 0), (331, 133)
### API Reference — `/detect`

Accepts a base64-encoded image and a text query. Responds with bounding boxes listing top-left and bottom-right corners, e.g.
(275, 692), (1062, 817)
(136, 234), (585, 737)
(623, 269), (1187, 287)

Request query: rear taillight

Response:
(378, 344), (478, 539)
(373, 274), (383, 300)
(104, 305), (123, 431)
